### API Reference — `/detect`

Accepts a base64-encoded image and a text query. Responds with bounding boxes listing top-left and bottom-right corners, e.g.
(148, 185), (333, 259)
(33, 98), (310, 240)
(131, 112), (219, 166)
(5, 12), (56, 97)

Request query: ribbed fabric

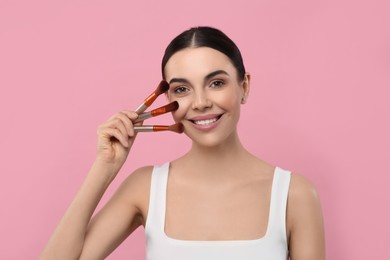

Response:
(145, 162), (291, 260)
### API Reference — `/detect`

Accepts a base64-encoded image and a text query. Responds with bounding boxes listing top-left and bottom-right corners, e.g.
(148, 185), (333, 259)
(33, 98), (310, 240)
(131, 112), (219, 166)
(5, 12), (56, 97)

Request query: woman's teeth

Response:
(193, 117), (219, 125)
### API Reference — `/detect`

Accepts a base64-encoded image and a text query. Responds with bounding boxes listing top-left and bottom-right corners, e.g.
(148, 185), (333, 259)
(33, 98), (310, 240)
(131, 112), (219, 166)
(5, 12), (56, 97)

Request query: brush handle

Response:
(134, 103), (149, 114)
(134, 112), (152, 123)
(135, 92), (160, 114)
(134, 125), (169, 132)
(134, 102), (178, 123)
(133, 126), (154, 132)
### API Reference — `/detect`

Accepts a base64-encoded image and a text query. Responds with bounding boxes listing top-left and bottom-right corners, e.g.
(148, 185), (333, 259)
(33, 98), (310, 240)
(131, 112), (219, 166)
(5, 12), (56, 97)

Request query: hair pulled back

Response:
(161, 26), (246, 81)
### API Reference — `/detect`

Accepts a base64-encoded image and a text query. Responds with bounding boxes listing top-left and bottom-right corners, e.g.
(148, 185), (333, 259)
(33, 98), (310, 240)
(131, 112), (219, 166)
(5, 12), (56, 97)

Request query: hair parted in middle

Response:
(161, 26), (246, 82)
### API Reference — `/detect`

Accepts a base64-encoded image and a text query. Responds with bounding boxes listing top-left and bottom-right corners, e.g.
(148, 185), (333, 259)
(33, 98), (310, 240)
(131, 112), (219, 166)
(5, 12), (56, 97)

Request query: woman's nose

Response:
(191, 90), (212, 110)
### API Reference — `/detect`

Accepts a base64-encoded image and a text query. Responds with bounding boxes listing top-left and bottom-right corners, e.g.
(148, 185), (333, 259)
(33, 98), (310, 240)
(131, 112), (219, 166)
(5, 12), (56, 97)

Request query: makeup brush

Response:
(134, 123), (184, 134)
(134, 101), (179, 123)
(134, 81), (170, 114)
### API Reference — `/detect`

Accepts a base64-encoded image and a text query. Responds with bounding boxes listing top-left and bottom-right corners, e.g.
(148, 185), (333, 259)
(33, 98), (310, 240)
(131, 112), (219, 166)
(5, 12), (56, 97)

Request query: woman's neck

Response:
(183, 132), (253, 173)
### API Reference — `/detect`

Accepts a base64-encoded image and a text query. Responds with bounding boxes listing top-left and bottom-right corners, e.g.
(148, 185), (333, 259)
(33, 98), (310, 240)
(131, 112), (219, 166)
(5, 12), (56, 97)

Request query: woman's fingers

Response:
(105, 127), (129, 148)
(106, 111), (138, 135)
(98, 111), (139, 148)
(109, 118), (129, 142)
(116, 111), (137, 136)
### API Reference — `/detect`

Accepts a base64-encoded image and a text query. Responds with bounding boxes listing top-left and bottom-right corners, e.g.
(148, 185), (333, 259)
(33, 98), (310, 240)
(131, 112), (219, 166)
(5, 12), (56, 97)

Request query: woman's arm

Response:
(79, 165), (152, 259)
(287, 174), (326, 260)
(40, 111), (141, 260)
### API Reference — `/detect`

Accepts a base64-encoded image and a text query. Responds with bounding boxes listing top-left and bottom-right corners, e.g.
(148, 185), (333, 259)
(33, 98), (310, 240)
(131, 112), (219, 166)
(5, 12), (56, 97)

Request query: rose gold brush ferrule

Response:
(134, 101), (179, 123)
(135, 106), (166, 123)
(134, 81), (169, 114)
(151, 106), (168, 116)
(144, 93), (158, 106)
(153, 125), (169, 132)
(134, 125), (169, 132)
(135, 92), (158, 114)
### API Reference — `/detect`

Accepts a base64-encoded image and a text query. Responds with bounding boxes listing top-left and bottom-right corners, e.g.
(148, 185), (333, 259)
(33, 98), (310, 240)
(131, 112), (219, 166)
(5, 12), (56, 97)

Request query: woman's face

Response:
(164, 47), (250, 147)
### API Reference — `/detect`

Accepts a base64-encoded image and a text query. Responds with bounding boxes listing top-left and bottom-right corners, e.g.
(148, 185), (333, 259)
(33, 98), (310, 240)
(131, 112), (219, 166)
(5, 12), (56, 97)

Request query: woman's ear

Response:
(241, 73), (251, 104)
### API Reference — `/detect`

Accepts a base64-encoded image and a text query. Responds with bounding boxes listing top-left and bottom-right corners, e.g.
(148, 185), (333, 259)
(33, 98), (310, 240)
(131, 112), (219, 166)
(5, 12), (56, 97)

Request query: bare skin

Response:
(41, 47), (325, 260)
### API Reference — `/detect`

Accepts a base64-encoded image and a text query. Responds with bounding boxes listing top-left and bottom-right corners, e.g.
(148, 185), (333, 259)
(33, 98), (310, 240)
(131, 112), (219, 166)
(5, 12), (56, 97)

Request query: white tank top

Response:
(145, 162), (291, 260)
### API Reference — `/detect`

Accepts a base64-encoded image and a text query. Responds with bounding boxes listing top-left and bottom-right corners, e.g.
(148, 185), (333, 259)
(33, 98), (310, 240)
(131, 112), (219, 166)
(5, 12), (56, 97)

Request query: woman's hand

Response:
(40, 110), (141, 260)
(95, 111), (139, 172)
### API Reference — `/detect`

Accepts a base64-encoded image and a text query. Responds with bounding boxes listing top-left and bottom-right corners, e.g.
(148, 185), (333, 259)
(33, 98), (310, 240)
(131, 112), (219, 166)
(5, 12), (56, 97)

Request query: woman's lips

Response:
(188, 114), (223, 131)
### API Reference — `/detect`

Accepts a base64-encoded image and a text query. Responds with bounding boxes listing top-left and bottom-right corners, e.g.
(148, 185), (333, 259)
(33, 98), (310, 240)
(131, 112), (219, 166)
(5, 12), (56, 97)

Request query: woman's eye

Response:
(174, 86), (188, 94)
(210, 80), (224, 88)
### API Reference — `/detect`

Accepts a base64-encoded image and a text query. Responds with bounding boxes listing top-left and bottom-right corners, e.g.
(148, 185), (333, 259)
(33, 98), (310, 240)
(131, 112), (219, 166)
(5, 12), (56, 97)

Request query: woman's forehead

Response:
(164, 47), (237, 81)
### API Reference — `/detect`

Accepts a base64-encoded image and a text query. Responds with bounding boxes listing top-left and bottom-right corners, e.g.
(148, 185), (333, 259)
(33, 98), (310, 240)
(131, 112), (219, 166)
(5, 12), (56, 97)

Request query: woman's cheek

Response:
(171, 110), (180, 123)
(171, 99), (187, 122)
(215, 91), (240, 109)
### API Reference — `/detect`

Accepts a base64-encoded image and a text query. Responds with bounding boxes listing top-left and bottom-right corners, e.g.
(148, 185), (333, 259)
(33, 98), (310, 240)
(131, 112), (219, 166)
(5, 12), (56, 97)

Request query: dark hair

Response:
(161, 26), (246, 81)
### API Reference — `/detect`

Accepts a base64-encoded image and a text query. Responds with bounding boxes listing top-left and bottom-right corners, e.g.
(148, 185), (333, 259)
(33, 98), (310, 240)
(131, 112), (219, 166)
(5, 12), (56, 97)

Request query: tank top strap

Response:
(145, 162), (170, 238)
(266, 167), (291, 241)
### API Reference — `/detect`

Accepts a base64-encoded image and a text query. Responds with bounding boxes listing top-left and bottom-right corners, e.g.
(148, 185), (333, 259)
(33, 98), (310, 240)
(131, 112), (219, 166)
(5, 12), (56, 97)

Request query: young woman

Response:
(41, 26), (325, 260)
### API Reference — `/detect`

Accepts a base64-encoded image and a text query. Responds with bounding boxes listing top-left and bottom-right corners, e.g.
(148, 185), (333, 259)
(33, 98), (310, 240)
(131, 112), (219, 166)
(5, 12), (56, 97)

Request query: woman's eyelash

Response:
(210, 80), (224, 88)
(172, 80), (224, 94)
(173, 86), (188, 93)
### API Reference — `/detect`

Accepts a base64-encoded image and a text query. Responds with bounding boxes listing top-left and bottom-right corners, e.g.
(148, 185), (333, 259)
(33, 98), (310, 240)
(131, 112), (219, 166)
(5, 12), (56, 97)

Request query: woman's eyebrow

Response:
(204, 70), (229, 81)
(168, 70), (229, 85)
(169, 78), (190, 84)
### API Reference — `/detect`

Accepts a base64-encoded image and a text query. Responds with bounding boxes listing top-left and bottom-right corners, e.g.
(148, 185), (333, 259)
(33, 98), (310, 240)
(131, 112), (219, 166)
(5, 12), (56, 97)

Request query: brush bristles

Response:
(143, 81), (170, 107)
(155, 80), (170, 95)
(168, 123), (184, 133)
(136, 81), (170, 114)
(151, 101), (179, 116)
(165, 100), (179, 112)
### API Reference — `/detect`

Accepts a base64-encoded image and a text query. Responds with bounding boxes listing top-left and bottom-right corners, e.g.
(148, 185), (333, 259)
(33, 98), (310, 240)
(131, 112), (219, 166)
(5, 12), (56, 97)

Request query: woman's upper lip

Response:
(188, 114), (223, 121)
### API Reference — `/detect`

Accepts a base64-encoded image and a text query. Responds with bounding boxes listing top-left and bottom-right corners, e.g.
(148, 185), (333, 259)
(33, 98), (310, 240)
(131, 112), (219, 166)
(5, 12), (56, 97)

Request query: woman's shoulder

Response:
(286, 173), (325, 257)
(129, 165), (154, 178)
(288, 173), (320, 201)
(114, 165), (155, 204)
(116, 165), (156, 222)
(286, 172), (323, 233)
(120, 164), (156, 191)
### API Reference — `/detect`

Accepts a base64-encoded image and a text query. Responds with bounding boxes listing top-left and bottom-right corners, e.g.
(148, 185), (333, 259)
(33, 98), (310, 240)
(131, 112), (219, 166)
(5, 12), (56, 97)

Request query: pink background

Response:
(1, 0), (389, 259)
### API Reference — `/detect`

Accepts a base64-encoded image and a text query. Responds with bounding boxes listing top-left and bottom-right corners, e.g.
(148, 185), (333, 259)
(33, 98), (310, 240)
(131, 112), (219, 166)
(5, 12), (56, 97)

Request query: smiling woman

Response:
(165, 47), (248, 147)
(40, 26), (325, 260)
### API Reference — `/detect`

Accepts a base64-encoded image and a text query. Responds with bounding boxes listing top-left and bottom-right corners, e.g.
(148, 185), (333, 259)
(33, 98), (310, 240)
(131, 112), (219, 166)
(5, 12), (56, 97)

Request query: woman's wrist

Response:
(88, 159), (123, 186)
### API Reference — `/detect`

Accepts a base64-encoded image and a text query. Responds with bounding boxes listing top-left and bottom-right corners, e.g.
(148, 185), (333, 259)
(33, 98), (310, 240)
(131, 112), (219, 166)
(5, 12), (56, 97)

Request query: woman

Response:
(41, 26), (325, 259)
